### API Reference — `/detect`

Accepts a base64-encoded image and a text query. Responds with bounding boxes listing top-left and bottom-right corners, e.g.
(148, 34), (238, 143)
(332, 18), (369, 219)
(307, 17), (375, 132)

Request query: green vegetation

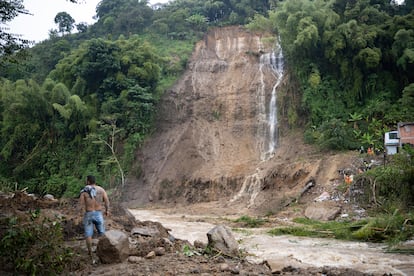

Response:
(1, 0), (410, 199)
(0, 0), (31, 63)
(0, 210), (79, 275)
(269, 146), (414, 245)
(232, 228), (254, 236)
(182, 244), (202, 257)
(0, 4), (412, 276)
(269, 212), (414, 246)
(0, 0), (412, 274)
(54, 12), (75, 35)
(234, 215), (268, 228)
(0, 0), (274, 196)
(250, 0), (414, 151)
(353, 146), (414, 211)
(269, 217), (368, 240)
(0, 0), (413, 249)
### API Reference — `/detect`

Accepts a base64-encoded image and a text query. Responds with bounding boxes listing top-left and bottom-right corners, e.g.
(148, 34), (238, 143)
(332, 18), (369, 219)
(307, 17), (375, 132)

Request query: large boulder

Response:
(96, 230), (129, 263)
(207, 225), (239, 257)
(131, 225), (161, 237)
(304, 202), (341, 221)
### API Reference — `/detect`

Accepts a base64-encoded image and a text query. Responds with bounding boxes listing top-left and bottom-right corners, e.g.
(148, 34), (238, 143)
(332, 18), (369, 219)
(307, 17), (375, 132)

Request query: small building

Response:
(384, 130), (399, 155)
(398, 122), (414, 146)
(384, 122), (414, 155)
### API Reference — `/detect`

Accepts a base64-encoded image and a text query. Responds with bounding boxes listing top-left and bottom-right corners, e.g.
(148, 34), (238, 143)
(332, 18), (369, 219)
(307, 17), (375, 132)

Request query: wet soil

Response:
(130, 205), (414, 276)
(0, 191), (396, 276)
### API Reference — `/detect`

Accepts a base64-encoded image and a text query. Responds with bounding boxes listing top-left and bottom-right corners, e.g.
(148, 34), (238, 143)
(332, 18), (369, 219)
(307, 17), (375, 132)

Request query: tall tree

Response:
(0, 79), (52, 179)
(0, 0), (30, 63)
(54, 11), (75, 35)
(1, 0), (80, 58)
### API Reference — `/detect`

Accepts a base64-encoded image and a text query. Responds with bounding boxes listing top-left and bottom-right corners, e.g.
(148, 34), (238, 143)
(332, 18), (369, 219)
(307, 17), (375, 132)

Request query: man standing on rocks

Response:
(79, 175), (110, 259)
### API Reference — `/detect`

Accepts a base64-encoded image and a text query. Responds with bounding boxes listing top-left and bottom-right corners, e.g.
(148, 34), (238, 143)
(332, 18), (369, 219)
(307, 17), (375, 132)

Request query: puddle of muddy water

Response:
(130, 208), (414, 276)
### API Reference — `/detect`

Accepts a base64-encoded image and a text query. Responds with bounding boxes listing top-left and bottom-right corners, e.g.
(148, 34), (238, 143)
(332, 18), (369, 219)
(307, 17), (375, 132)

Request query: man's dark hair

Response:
(87, 175), (96, 184)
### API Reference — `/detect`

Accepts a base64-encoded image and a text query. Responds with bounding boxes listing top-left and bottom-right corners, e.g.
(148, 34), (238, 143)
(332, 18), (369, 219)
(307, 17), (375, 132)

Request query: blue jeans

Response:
(83, 211), (105, 238)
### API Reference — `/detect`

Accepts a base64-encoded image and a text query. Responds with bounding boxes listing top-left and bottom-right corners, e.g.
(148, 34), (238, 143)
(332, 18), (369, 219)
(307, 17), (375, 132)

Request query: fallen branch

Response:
(295, 179), (315, 203)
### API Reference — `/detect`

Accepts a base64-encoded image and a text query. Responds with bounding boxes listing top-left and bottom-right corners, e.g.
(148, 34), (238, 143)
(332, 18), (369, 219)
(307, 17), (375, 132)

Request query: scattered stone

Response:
(154, 246), (166, 256)
(304, 202), (341, 221)
(207, 225), (239, 257)
(131, 226), (160, 237)
(128, 256), (142, 263)
(215, 256), (226, 263)
(190, 267), (201, 274)
(128, 236), (138, 245)
(43, 194), (55, 201)
(314, 191), (330, 202)
(282, 265), (298, 273)
(193, 239), (206, 249)
(230, 265), (240, 274)
(96, 230), (130, 264)
(163, 237), (174, 246)
(220, 263), (230, 272)
(145, 251), (156, 259)
(265, 260), (285, 274)
(168, 234), (176, 242)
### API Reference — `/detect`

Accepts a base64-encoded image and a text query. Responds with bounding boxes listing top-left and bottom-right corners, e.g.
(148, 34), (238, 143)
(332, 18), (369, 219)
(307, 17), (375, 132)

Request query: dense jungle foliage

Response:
(0, 0), (277, 196)
(247, 0), (414, 151)
(281, 0), (414, 151)
(0, 0), (413, 203)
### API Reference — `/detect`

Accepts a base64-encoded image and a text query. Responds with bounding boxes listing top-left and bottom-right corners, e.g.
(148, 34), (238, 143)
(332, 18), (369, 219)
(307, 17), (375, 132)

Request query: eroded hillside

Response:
(123, 26), (357, 214)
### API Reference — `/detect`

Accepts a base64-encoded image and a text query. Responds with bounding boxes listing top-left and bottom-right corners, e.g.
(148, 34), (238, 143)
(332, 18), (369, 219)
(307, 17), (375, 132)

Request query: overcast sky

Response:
(8, 0), (170, 43)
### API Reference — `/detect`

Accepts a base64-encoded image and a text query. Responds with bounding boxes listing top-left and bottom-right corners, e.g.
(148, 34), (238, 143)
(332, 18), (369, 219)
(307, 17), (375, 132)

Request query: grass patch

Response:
(232, 228), (254, 236)
(268, 211), (414, 245)
(233, 215), (268, 228)
(269, 217), (366, 240)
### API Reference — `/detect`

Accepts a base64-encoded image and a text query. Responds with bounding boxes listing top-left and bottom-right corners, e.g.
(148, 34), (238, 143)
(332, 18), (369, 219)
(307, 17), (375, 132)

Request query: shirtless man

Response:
(79, 175), (110, 258)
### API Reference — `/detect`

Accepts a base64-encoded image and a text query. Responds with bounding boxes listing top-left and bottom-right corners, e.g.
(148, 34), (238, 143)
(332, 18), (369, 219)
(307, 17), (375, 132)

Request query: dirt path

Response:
(130, 207), (414, 276)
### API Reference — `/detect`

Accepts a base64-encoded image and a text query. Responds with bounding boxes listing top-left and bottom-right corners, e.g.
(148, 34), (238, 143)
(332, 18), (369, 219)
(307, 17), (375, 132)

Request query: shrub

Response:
(0, 210), (77, 275)
(268, 213), (414, 245)
(353, 147), (414, 211)
(234, 215), (267, 228)
(317, 119), (358, 150)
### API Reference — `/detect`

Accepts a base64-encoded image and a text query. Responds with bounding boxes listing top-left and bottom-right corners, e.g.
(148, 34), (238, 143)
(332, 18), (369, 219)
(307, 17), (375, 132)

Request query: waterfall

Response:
(267, 42), (284, 158)
(231, 39), (284, 207)
(257, 40), (284, 161)
(229, 169), (263, 208)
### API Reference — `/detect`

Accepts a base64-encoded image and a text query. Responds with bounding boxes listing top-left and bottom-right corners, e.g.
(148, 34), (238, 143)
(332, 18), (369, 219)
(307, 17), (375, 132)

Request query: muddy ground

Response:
(0, 191), (389, 276)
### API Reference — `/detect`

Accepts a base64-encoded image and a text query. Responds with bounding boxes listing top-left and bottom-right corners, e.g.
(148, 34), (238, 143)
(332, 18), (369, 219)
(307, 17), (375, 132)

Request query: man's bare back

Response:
(80, 185), (109, 214)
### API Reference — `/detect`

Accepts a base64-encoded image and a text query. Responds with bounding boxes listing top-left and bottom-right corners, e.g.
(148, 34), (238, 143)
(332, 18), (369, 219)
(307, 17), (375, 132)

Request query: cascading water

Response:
(258, 41), (284, 161)
(231, 39), (284, 207)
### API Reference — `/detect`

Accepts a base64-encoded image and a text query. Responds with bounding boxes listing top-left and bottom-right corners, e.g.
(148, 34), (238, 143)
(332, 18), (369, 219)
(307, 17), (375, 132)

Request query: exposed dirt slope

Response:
(124, 26), (268, 205)
(123, 26), (359, 216)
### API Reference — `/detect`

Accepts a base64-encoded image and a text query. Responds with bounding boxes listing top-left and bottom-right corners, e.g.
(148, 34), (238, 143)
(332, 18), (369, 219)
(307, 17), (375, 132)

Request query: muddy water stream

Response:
(130, 208), (414, 275)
